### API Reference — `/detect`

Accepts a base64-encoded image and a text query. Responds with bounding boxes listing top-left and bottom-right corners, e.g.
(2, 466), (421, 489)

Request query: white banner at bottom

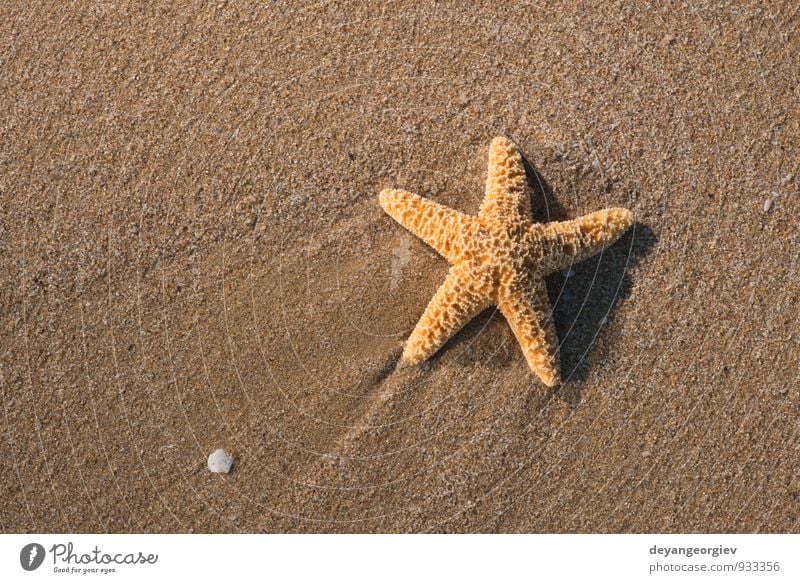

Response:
(1, 534), (797, 582)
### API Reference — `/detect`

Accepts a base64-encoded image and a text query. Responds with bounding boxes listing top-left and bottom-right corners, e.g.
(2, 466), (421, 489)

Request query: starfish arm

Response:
(379, 188), (477, 263)
(499, 277), (561, 387)
(478, 136), (532, 230)
(539, 207), (633, 272)
(401, 264), (492, 365)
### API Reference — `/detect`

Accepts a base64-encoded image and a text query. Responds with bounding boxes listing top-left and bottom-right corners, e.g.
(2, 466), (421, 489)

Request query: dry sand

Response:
(1, 1), (798, 533)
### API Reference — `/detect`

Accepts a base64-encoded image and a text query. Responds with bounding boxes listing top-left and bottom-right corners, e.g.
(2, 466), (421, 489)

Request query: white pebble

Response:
(207, 448), (234, 473)
(763, 197), (774, 212)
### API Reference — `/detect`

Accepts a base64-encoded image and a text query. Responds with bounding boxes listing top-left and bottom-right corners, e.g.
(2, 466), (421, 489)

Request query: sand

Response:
(1, 1), (798, 533)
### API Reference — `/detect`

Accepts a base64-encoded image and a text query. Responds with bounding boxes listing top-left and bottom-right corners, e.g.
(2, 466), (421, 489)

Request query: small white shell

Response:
(207, 448), (234, 473)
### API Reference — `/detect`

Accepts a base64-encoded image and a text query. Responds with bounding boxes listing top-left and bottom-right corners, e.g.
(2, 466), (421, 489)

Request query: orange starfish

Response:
(379, 137), (633, 386)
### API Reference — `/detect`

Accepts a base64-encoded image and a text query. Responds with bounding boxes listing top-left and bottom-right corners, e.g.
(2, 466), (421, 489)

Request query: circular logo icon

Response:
(20, 543), (46, 571)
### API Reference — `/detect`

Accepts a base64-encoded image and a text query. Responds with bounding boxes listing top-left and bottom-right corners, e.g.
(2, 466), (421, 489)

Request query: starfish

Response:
(379, 137), (633, 386)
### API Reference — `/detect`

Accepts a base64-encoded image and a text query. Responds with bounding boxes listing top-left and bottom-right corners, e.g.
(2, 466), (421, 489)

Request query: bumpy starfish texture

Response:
(379, 137), (633, 386)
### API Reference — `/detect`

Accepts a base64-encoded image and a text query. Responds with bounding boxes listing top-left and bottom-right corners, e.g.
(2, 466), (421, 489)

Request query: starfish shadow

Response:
(521, 151), (657, 403)
(550, 223), (656, 403)
(519, 150), (572, 223)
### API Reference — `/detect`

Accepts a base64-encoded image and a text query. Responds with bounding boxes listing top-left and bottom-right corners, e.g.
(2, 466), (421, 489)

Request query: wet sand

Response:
(1, 1), (798, 532)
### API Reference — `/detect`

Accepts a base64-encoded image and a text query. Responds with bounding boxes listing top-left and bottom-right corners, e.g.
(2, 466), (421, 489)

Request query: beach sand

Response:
(1, 1), (798, 532)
